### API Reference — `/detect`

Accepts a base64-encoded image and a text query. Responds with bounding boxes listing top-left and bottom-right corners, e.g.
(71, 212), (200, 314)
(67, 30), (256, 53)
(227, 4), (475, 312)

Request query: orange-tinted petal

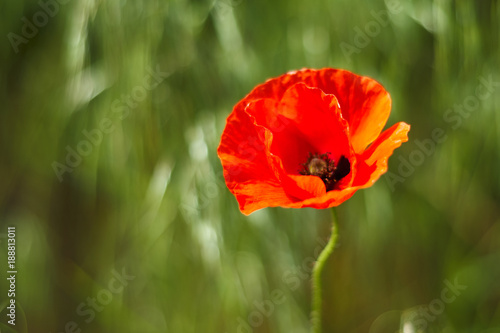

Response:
(286, 186), (358, 209)
(288, 175), (327, 198)
(218, 99), (327, 214)
(278, 83), (352, 164)
(218, 68), (409, 215)
(236, 68), (392, 153)
(232, 180), (295, 215)
(312, 69), (392, 154)
(245, 83), (353, 174)
(244, 83), (357, 198)
(217, 106), (276, 193)
(353, 122), (411, 188)
(243, 98), (316, 177)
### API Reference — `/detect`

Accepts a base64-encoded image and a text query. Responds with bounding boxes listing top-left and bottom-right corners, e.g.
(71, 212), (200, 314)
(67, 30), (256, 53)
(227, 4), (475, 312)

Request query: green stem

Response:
(312, 208), (338, 333)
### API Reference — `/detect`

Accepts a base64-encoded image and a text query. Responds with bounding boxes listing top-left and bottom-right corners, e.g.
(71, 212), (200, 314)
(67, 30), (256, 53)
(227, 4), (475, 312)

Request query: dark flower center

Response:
(307, 158), (327, 176)
(299, 153), (351, 191)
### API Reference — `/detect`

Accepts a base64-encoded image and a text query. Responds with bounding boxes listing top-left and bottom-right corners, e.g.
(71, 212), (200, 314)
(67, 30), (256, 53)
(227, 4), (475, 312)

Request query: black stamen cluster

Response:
(299, 152), (351, 191)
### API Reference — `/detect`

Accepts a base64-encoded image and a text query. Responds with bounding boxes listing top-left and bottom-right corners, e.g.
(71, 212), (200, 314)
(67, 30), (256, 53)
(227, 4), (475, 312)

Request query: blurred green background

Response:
(0, 0), (499, 332)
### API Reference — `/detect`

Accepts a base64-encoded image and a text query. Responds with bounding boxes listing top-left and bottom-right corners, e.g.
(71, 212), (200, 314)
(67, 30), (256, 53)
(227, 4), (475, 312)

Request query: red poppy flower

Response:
(217, 68), (410, 215)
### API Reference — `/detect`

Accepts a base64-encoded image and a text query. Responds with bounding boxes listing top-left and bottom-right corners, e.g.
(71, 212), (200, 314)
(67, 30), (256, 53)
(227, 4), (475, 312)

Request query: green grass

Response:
(0, 0), (499, 332)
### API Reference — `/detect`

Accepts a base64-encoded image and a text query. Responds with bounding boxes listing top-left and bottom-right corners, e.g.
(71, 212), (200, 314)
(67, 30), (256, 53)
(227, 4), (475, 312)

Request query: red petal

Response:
(232, 181), (294, 215)
(310, 69), (392, 154)
(244, 83), (357, 196)
(286, 186), (358, 209)
(245, 83), (353, 173)
(278, 83), (353, 164)
(218, 68), (409, 215)
(288, 175), (326, 197)
(237, 68), (391, 153)
(242, 97), (316, 176)
(217, 106), (277, 194)
(353, 122), (411, 188)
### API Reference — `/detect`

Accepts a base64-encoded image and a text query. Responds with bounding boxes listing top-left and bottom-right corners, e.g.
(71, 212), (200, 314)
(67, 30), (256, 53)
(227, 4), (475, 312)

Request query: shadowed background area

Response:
(0, 0), (499, 332)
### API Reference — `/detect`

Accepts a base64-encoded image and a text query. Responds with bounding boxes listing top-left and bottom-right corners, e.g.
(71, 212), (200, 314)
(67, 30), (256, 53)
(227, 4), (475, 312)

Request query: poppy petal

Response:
(218, 68), (410, 215)
(310, 69), (392, 154)
(278, 83), (352, 163)
(288, 175), (327, 198)
(287, 186), (358, 209)
(245, 83), (353, 174)
(242, 97), (316, 177)
(353, 122), (411, 188)
(232, 180), (294, 215)
(236, 68), (391, 153)
(244, 83), (357, 197)
(217, 106), (277, 192)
